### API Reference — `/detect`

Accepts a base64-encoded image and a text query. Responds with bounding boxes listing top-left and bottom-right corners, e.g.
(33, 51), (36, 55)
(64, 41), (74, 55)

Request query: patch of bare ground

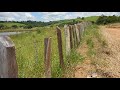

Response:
(74, 25), (120, 78)
(74, 43), (98, 78)
(106, 23), (120, 28)
(96, 26), (120, 78)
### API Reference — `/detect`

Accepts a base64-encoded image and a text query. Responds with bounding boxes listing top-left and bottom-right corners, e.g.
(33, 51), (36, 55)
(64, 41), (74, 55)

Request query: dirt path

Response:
(74, 26), (120, 78)
(74, 43), (98, 78)
(99, 26), (120, 77)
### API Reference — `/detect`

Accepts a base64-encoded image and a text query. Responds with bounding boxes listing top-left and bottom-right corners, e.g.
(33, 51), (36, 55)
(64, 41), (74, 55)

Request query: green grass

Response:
(0, 22), (26, 27)
(81, 24), (102, 57)
(8, 21), (101, 78)
(10, 24), (87, 78)
(66, 50), (85, 65)
(10, 26), (67, 78)
(85, 16), (99, 22)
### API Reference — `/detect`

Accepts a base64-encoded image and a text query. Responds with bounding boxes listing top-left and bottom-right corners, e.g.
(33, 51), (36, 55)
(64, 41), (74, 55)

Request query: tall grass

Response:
(10, 24), (99, 78)
(10, 26), (68, 78)
(81, 24), (107, 58)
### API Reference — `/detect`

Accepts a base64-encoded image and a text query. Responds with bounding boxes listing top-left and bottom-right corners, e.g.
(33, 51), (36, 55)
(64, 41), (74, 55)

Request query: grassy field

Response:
(0, 22), (26, 27)
(2, 16), (100, 78)
(10, 26), (63, 78)
(10, 25), (86, 78)
(85, 16), (99, 22)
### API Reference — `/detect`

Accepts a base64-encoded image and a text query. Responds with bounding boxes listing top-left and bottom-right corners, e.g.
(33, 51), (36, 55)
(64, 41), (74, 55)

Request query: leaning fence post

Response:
(69, 25), (73, 50)
(77, 24), (81, 41)
(44, 37), (51, 78)
(72, 25), (76, 49)
(73, 25), (78, 48)
(0, 36), (18, 78)
(56, 26), (64, 69)
(75, 24), (80, 46)
(64, 25), (70, 56)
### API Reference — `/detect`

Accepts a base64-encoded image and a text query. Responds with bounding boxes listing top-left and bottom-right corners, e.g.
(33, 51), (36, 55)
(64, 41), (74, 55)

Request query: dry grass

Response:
(97, 26), (120, 77)
(68, 24), (120, 78)
(74, 24), (120, 78)
(106, 23), (120, 28)
(74, 25), (103, 78)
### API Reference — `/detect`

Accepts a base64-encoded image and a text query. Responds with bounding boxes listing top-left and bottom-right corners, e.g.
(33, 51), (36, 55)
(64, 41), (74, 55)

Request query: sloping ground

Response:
(98, 26), (120, 77)
(106, 23), (120, 28)
(75, 43), (98, 78)
(74, 25), (120, 78)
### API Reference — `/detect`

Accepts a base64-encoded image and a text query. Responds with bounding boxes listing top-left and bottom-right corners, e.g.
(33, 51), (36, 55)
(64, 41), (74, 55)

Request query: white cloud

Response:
(40, 12), (120, 22)
(40, 12), (69, 22)
(0, 12), (120, 22)
(0, 12), (36, 21)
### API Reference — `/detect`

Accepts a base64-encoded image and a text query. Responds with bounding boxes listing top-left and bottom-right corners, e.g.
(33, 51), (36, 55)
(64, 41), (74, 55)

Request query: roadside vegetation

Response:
(1, 15), (118, 78)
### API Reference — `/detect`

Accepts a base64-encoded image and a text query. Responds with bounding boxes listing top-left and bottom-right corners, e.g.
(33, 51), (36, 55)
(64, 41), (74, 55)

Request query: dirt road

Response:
(99, 26), (120, 77)
(74, 26), (120, 78)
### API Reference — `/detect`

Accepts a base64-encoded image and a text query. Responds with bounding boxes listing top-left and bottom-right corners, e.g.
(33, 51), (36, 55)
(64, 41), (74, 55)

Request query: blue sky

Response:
(0, 12), (120, 22)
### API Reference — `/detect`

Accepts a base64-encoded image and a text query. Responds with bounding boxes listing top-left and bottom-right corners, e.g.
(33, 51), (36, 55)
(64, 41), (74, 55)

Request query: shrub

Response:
(96, 15), (120, 25)
(23, 25), (33, 29)
(12, 25), (18, 29)
(0, 24), (5, 29)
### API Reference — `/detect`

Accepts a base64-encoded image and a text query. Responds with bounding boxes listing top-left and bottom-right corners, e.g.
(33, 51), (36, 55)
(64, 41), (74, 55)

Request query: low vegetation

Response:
(10, 25), (85, 78)
(96, 15), (120, 25)
(0, 16), (98, 31)
(0, 15), (112, 78)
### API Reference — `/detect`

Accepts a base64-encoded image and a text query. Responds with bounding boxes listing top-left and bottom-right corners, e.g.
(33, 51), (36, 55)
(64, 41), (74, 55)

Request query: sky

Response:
(0, 12), (120, 22)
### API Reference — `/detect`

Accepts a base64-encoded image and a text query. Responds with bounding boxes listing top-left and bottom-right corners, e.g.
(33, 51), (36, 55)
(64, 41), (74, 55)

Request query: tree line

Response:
(96, 15), (120, 25)
(0, 19), (82, 30)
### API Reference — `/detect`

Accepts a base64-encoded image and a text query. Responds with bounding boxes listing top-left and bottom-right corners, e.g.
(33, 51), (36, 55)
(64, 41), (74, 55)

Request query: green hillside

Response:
(0, 22), (26, 27)
(85, 16), (99, 22)
(0, 16), (99, 31)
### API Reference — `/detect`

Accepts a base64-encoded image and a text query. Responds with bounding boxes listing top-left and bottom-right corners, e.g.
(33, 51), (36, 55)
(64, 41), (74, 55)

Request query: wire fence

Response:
(0, 21), (92, 78)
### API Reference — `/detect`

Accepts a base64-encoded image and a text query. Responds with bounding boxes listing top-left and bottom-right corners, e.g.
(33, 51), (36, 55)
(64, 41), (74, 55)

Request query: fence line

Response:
(0, 21), (92, 78)
(64, 21), (92, 56)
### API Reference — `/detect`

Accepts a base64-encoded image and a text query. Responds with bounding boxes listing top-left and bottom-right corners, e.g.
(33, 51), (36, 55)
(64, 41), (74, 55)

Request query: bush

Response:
(96, 15), (120, 25)
(0, 24), (5, 29)
(23, 25), (33, 29)
(12, 25), (18, 29)
(37, 29), (41, 34)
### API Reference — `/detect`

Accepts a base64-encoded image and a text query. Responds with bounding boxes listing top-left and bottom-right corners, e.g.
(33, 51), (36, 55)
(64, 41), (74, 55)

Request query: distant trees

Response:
(58, 20), (81, 27)
(96, 15), (120, 25)
(77, 17), (81, 19)
(81, 17), (85, 20)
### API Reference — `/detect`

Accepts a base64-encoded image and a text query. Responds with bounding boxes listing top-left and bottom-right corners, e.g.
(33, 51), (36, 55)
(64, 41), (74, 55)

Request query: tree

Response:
(81, 17), (85, 20)
(96, 15), (120, 25)
(96, 15), (108, 25)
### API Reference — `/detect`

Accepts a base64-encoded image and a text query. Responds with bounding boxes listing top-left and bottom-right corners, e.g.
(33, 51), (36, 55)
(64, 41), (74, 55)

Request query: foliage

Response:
(0, 24), (5, 29)
(96, 15), (120, 25)
(12, 25), (18, 29)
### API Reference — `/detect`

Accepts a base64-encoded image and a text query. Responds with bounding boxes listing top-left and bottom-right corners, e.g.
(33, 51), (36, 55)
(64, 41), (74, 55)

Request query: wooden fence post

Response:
(56, 26), (64, 69)
(69, 25), (73, 50)
(44, 37), (51, 78)
(77, 24), (82, 41)
(74, 25), (78, 48)
(75, 24), (80, 46)
(64, 25), (70, 56)
(72, 25), (77, 49)
(0, 36), (18, 78)
(80, 23), (84, 37)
